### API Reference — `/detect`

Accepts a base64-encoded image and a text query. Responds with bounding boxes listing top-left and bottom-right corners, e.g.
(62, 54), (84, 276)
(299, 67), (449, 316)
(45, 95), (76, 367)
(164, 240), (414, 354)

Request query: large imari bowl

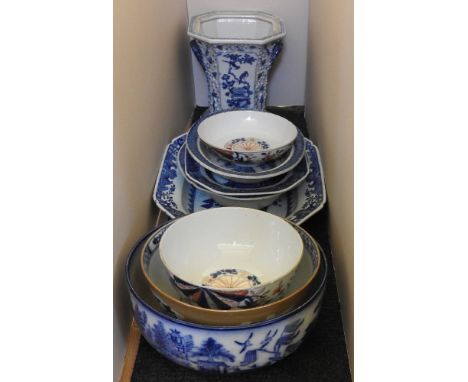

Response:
(126, 225), (327, 374)
(158, 208), (304, 309)
(197, 111), (297, 163)
(188, 11), (285, 113)
(140, 220), (321, 326)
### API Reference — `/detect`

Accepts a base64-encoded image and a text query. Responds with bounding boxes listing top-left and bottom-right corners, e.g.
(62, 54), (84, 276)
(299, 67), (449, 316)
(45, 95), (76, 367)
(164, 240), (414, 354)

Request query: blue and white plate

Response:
(177, 151), (283, 209)
(154, 134), (326, 225)
(186, 114), (306, 181)
(179, 144), (309, 196)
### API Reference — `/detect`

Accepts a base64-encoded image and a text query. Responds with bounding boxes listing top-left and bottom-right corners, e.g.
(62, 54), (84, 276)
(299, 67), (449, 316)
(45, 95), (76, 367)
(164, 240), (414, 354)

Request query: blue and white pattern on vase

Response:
(153, 134), (326, 224)
(190, 40), (283, 113)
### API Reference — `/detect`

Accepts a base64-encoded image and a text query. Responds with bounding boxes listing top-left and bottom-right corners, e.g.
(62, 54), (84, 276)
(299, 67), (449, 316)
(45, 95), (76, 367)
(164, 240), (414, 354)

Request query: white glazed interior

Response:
(188, 11), (285, 45)
(159, 208), (303, 289)
(198, 111), (298, 153)
(145, 232), (314, 313)
(201, 18), (273, 40)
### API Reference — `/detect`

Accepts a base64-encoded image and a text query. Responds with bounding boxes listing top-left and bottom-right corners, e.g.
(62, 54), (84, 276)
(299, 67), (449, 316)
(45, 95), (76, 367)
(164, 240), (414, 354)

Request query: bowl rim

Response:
(156, 207), (305, 292)
(129, 221), (327, 330)
(138, 217), (321, 322)
(197, 110), (298, 154)
(188, 11), (286, 45)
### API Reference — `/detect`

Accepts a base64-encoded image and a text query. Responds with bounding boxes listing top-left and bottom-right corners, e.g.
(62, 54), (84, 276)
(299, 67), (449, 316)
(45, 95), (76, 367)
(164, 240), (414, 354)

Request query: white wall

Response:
(306, 0), (354, 374)
(114, 0), (194, 380)
(187, 0), (309, 106)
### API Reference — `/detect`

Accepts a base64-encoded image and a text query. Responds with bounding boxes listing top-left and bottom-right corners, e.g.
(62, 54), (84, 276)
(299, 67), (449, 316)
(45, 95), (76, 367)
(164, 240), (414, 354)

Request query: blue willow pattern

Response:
(134, 303), (307, 373)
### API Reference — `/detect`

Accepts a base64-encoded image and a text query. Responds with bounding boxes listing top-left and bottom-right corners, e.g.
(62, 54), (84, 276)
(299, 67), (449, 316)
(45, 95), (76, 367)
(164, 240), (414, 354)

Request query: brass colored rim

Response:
(157, 208), (305, 293)
(140, 219), (321, 317)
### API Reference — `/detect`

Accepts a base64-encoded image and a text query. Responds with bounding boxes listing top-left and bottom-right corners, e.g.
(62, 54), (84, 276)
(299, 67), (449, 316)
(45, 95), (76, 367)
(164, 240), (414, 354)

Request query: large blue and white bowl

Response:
(126, 222), (327, 374)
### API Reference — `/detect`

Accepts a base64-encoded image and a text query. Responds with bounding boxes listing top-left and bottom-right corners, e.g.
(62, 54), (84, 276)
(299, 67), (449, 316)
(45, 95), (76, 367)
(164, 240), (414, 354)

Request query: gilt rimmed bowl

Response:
(140, 219), (321, 326)
(156, 208), (304, 309)
(127, 225), (327, 373)
(197, 111), (297, 163)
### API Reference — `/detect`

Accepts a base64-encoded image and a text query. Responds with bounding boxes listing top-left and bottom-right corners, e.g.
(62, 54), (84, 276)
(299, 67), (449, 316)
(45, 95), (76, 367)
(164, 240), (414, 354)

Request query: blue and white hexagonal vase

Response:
(188, 11), (286, 114)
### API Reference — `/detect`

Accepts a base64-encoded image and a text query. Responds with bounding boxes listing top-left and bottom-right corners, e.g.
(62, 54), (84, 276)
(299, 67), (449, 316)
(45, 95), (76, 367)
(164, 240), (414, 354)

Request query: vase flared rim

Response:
(188, 11), (286, 45)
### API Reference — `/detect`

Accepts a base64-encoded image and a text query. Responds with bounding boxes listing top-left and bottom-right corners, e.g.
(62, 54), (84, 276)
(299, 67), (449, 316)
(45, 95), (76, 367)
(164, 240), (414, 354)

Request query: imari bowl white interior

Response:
(158, 207), (303, 310)
(197, 111), (298, 163)
(128, 225), (327, 373)
(140, 220), (321, 326)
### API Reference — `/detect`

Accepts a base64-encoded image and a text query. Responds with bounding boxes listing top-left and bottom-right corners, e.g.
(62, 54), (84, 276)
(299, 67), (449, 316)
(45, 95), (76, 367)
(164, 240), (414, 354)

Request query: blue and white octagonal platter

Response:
(126, 221), (327, 373)
(154, 134), (326, 225)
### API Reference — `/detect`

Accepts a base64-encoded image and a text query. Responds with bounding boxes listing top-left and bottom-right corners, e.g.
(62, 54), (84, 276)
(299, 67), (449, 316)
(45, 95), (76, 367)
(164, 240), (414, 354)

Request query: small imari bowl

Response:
(197, 111), (298, 164)
(158, 208), (304, 310)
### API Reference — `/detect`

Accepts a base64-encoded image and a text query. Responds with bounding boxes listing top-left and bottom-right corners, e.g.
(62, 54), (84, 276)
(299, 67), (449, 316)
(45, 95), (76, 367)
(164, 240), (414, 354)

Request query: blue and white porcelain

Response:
(127, 224), (327, 373)
(186, 112), (306, 182)
(197, 111), (297, 163)
(188, 11), (285, 113)
(154, 134), (326, 224)
(176, 143), (283, 209)
(181, 144), (309, 197)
